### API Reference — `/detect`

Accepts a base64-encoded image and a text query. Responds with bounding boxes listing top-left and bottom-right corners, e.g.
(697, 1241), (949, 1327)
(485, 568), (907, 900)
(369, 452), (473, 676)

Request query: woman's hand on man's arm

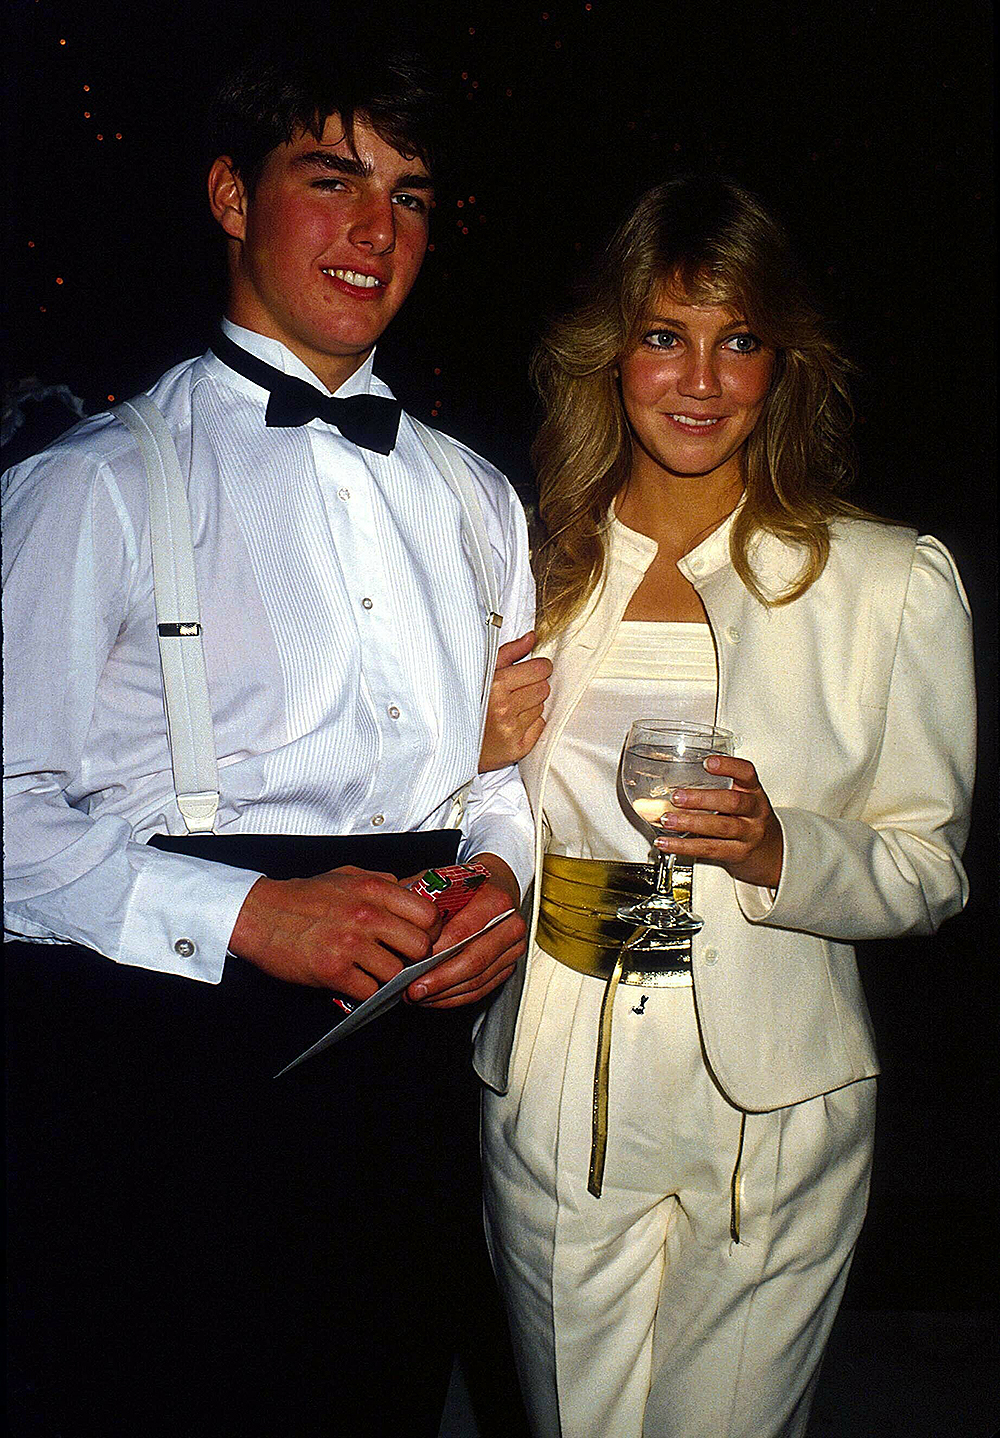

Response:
(478, 631), (553, 772)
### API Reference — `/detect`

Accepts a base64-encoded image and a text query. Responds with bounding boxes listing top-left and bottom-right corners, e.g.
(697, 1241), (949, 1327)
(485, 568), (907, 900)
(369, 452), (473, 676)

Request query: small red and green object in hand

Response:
(403, 862), (491, 918)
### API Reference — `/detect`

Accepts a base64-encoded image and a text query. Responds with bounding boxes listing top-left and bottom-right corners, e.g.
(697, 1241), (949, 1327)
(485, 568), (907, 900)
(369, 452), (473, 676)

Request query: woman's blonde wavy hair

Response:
(532, 176), (869, 640)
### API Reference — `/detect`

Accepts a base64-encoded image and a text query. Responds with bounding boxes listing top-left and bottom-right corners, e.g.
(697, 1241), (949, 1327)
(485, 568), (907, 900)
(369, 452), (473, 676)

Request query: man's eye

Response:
(311, 178), (347, 191)
(394, 193), (428, 213)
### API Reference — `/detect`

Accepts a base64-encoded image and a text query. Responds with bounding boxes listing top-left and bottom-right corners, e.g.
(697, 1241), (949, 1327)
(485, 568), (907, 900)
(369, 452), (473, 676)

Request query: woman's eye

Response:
(644, 330), (679, 350)
(725, 332), (761, 353)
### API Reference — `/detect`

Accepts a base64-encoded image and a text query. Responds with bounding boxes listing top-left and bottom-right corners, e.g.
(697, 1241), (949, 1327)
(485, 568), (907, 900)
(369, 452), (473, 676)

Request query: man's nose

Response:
(349, 194), (396, 255)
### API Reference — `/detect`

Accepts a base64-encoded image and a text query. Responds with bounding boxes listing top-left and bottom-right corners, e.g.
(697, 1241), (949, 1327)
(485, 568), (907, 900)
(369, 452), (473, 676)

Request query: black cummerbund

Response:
(8, 828), (461, 1083)
(147, 826), (460, 879)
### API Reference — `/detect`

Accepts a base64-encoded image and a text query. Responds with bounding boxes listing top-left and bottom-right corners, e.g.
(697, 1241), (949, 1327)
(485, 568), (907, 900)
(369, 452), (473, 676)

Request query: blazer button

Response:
(371, 814), (385, 827)
(174, 938), (196, 958)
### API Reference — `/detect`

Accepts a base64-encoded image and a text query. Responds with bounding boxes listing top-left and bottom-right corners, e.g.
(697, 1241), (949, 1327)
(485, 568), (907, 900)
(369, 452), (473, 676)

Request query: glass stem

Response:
(654, 849), (676, 899)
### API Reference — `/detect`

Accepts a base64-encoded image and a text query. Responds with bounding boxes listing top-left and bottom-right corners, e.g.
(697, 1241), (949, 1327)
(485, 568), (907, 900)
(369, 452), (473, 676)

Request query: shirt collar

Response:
(215, 319), (393, 401)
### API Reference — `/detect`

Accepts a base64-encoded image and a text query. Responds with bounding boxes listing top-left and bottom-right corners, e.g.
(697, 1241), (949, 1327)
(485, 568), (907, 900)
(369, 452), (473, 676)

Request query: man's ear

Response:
(208, 157), (248, 241)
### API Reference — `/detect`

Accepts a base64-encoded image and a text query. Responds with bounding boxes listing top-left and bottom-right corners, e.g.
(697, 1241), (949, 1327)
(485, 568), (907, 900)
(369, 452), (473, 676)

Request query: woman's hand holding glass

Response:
(654, 752), (784, 890)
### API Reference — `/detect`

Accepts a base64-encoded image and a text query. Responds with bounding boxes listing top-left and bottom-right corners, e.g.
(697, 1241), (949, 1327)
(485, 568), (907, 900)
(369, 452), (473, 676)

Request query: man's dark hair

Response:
(207, 39), (445, 195)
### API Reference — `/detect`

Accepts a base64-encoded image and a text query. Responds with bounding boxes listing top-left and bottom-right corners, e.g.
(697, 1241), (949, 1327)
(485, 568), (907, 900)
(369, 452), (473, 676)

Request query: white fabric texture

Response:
(483, 950), (875, 1438)
(481, 595), (880, 1435)
(544, 619), (716, 861)
(3, 321), (535, 980)
(475, 512), (975, 1110)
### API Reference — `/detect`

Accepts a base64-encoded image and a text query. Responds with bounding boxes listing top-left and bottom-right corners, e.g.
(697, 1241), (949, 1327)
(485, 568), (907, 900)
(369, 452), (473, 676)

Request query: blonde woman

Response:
(475, 177), (975, 1438)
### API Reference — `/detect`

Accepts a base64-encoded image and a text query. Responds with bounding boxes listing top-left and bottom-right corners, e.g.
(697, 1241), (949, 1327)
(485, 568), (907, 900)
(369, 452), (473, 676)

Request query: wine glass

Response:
(617, 720), (735, 934)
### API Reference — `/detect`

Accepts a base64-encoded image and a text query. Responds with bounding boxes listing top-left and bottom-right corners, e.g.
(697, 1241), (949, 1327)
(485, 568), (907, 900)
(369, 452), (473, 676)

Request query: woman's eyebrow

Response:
(644, 313), (748, 329)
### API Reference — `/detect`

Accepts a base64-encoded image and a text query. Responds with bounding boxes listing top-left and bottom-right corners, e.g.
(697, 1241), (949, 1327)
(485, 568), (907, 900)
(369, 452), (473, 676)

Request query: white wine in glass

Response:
(618, 720), (735, 934)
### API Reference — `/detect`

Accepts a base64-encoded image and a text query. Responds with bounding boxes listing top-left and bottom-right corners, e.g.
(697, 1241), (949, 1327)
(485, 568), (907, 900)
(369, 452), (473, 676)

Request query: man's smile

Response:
(321, 267), (386, 290)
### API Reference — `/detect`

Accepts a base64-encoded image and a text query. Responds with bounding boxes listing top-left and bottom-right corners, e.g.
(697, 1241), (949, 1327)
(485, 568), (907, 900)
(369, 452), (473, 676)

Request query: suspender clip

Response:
(158, 622), (202, 637)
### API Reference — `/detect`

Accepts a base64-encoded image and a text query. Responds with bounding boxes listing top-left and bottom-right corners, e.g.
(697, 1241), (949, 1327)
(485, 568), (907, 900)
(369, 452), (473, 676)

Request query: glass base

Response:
(616, 895), (704, 935)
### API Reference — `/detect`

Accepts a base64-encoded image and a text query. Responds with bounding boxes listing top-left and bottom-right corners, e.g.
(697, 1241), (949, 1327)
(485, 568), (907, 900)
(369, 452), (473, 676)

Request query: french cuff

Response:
(120, 847), (263, 982)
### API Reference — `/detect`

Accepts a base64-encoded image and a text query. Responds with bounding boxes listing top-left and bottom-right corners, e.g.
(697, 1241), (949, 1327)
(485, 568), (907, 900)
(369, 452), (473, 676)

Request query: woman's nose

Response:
(677, 346), (722, 398)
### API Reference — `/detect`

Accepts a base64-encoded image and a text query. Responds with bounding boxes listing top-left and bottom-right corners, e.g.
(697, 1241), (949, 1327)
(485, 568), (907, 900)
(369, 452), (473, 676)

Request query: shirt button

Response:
(703, 947), (718, 965)
(371, 813), (385, 827)
(338, 487), (351, 501)
(725, 625), (741, 643)
(361, 597), (373, 610)
(689, 559), (704, 575)
(387, 705), (401, 719)
(174, 938), (196, 958)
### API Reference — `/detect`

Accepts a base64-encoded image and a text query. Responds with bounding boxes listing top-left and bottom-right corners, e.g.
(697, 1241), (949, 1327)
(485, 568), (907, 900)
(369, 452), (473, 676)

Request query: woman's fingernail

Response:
(671, 790), (688, 806)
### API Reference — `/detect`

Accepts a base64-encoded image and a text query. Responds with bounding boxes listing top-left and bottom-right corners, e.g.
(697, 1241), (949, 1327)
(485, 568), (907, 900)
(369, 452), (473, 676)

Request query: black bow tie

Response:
(211, 329), (402, 454)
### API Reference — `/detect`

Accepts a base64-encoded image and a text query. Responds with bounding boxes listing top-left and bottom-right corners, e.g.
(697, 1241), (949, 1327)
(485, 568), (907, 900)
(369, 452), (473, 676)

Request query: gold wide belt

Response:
(537, 853), (694, 986)
(537, 854), (695, 1200)
(536, 854), (746, 1241)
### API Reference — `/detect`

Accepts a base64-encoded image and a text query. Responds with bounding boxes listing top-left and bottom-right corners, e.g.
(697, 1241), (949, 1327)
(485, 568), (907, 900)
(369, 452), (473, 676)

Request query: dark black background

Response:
(5, 0), (996, 1313)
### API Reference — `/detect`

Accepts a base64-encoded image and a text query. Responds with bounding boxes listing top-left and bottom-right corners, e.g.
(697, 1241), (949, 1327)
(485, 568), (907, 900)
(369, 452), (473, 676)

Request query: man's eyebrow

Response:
(395, 172), (435, 191)
(292, 151), (370, 177)
(292, 151), (434, 189)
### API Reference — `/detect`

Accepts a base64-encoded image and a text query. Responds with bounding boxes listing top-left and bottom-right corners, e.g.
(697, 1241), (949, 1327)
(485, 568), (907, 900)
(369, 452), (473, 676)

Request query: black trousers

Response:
(7, 832), (525, 1437)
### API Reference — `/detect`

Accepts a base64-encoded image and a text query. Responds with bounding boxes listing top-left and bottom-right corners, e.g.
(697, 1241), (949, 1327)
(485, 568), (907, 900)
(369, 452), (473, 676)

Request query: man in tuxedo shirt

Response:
(4, 41), (533, 1438)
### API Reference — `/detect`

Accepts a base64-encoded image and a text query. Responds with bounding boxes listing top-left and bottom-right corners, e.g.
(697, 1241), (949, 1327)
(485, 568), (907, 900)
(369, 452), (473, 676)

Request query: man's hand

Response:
(229, 867), (442, 1000)
(479, 631), (552, 772)
(406, 854), (526, 1009)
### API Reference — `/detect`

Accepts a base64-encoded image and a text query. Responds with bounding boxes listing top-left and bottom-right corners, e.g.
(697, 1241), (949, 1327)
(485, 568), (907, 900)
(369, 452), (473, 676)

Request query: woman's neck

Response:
(614, 463), (744, 562)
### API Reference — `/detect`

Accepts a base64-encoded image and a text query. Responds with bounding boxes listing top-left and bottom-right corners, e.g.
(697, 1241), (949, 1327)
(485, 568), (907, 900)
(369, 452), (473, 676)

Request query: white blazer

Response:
(474, 512), (976, 1112)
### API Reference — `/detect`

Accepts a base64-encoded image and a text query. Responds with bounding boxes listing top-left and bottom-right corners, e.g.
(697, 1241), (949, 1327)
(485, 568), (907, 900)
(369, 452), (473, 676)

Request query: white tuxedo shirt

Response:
(3, 325), (535, 982)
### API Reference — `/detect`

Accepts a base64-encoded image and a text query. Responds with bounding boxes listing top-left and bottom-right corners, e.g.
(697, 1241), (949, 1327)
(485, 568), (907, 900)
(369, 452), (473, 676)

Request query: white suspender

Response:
(115, 396), (220, 833)
(115, 398), (504, 835)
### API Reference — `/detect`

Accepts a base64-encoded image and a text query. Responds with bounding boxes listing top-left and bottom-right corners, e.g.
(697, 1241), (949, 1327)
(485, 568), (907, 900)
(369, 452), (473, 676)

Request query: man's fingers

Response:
(326, 865), (439, 929)
(415, 961), (518, 1010)
(421, 921), (525, 1000)
(414, 907), (526, 1003)
(229, 867), (442, 994)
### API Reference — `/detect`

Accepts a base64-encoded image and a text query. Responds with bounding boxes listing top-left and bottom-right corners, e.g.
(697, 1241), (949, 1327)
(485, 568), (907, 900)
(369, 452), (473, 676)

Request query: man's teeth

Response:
(322, 268), (382, 289)
(670, 414), (720, 427)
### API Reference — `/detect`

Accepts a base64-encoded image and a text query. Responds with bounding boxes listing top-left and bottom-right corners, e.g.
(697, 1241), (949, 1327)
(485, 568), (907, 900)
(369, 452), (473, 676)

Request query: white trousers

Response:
(482, 949), (875, 1438)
